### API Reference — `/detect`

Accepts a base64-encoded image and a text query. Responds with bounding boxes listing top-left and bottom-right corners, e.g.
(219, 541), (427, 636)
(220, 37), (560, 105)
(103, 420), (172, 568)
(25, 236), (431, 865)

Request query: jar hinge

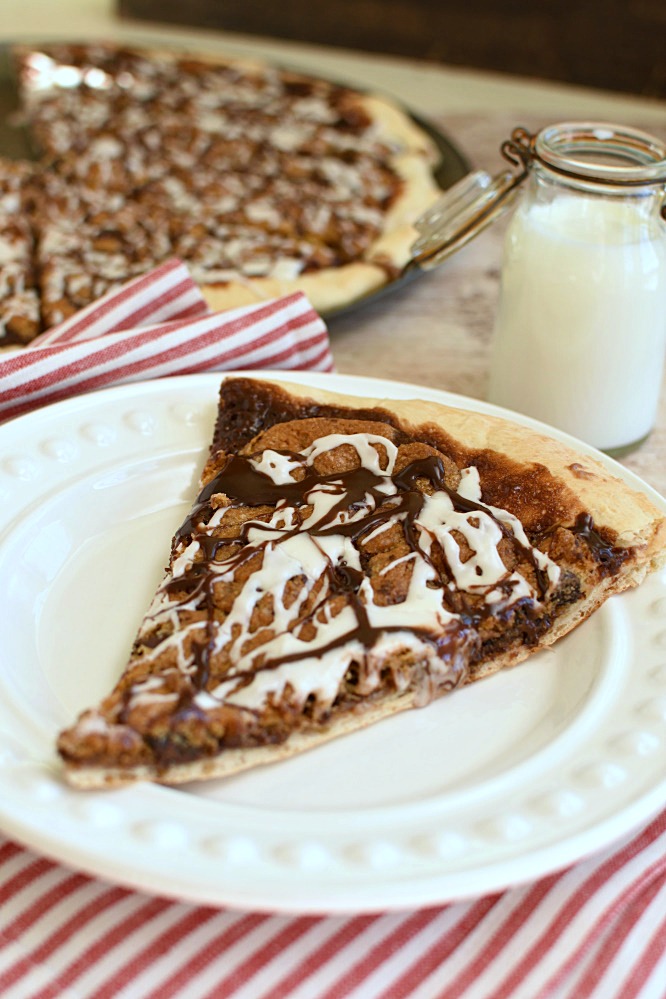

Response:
(407, 128), (534, 271)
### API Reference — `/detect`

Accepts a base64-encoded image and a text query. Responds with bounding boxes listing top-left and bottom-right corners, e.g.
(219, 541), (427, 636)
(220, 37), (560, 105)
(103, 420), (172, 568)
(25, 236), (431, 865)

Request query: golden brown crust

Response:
(200, 262), (389, 316)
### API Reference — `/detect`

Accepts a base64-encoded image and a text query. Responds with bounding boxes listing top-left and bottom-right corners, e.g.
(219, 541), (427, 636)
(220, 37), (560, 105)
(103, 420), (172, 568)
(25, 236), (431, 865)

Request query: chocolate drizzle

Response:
(161, 440), (561, 709)
(571, 512), (629, 574)
(177, 450), (553, 602)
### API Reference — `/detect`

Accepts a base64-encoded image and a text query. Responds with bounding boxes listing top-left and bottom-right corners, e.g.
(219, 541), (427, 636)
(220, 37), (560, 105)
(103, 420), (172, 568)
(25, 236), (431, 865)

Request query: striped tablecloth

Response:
(2, 261), (665, 997)
(1, 812), (665, 999)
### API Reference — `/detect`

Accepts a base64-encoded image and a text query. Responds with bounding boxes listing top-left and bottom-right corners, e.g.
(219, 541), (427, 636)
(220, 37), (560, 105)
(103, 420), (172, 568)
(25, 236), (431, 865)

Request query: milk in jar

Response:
(487, 123), (666, 454)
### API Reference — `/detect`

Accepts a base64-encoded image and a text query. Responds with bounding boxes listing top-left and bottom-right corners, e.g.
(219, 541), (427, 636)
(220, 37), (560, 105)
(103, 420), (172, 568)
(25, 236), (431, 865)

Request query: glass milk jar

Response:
(487, 123), (666, 455)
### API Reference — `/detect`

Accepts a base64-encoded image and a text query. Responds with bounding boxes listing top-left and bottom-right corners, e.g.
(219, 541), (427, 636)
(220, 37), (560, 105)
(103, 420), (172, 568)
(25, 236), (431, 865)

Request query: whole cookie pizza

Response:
(0, 43), (449, 346)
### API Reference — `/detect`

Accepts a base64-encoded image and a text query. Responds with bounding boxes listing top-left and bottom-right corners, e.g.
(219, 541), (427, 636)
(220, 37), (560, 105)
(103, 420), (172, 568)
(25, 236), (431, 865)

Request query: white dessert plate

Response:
(1, 371), (665, 914)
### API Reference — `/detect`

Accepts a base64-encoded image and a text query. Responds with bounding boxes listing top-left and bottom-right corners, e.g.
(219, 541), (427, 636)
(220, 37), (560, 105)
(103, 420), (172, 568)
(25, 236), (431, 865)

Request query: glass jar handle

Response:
(410, 125), (666, 266)
(408, 128), (535, 271)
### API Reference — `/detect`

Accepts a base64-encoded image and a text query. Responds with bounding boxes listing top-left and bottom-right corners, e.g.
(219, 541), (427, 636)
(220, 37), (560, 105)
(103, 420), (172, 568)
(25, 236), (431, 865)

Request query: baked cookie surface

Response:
(57, 377), (666, 788)
(0, 43), (448, 344)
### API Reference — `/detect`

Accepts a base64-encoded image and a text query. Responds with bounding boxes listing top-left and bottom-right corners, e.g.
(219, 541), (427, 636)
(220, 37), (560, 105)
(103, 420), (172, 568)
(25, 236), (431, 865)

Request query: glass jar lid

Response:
(534, 122), (666, 186)
(409, 122), (666, 271)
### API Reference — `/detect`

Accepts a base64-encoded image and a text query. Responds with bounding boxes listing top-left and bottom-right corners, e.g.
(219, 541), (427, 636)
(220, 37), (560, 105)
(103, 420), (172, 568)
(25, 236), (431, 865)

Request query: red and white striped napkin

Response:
(1, 813), (665, 998)
(0, 258), (334, 422)
(3, 260), (665, 996)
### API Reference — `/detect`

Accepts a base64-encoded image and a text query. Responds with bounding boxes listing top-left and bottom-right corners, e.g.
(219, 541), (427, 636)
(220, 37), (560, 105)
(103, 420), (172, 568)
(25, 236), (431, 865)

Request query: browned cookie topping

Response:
(1, 44), (439, 344)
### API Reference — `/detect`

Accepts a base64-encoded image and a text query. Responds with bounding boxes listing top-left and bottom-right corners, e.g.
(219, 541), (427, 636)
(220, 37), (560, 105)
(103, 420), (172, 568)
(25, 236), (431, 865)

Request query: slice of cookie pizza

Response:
(57, 377), (666, 787)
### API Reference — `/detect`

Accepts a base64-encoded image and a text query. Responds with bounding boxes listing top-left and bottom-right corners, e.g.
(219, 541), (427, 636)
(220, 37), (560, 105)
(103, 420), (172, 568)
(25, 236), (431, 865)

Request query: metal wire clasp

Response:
(499, 126), (535, 178)
(408, 128), (536, 270)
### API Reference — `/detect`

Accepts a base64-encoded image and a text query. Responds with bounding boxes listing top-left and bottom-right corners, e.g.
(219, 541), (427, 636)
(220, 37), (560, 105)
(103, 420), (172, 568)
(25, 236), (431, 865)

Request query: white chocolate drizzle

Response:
(125, 431), (563, 718)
